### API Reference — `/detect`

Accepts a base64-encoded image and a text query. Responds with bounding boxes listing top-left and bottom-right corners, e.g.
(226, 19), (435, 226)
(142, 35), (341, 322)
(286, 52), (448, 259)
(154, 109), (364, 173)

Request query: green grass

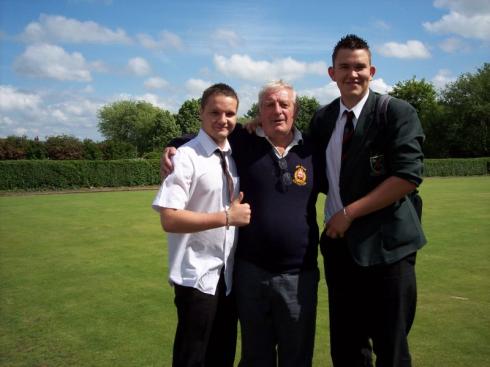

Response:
(1, 176), (489, 366)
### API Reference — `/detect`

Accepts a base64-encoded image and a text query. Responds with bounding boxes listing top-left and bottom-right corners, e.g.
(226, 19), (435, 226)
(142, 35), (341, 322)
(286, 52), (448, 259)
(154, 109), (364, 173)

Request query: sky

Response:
(0, 0), (489, 141)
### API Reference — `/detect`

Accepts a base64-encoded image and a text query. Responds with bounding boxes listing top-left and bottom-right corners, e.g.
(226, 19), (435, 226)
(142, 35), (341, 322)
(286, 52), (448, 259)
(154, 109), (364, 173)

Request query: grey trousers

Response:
(234, 259), (319, 367)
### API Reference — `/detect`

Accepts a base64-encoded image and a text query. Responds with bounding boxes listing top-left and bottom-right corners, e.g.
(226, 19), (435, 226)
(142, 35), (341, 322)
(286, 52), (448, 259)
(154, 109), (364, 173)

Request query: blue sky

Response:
(1, 0), (489, 141)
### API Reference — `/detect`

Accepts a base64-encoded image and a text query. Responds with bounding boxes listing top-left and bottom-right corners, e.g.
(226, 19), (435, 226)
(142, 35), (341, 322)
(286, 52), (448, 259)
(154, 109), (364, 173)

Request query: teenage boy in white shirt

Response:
(152, 83), (251, 367)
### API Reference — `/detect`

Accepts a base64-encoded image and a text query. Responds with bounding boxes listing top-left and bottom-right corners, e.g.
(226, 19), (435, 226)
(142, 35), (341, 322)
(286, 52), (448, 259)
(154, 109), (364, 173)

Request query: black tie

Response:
(216, 149), (234, 203)
(341, 111), (355, 161)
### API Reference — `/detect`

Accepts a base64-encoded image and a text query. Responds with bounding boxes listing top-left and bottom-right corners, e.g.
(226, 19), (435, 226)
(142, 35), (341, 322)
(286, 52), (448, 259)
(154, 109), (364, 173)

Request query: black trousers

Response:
(320, 232), (417, 367)
(172, 272), (237, 367)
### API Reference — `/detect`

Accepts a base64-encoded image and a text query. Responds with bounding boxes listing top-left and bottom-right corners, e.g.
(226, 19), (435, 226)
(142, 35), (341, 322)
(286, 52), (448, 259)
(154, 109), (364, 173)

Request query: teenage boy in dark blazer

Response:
(309, 34), (426, 367)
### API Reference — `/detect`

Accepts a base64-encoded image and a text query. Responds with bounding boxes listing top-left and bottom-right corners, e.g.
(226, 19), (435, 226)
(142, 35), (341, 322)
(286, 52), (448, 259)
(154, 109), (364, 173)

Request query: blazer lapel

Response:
(320, 99), (340, 150)
(341, 91), (377, 172)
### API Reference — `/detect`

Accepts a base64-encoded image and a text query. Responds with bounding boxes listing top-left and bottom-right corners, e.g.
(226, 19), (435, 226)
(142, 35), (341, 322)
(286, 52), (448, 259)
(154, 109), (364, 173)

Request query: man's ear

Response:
(328, 66), (335, 80)
(370, 65), (376, 80)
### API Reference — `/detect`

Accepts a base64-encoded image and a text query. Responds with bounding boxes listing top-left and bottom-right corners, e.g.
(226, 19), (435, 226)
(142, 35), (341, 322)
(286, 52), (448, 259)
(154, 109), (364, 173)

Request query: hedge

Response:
(424, 157), (490, 177)
(0, 159), (160, 191)
(0, 157), (488, 191)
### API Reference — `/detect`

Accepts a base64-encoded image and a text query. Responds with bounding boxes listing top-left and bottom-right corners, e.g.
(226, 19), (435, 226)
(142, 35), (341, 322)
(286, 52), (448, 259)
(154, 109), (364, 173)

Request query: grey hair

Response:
(257, 80), (298, 111)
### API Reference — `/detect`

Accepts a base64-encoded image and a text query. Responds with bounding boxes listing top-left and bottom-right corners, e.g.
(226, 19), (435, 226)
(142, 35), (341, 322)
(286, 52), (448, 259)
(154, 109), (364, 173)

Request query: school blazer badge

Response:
(292, 165), (307, 186)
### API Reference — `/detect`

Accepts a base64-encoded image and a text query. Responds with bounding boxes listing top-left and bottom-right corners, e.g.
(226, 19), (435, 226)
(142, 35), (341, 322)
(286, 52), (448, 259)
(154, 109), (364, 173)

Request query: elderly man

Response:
(163, 80), (322, 367)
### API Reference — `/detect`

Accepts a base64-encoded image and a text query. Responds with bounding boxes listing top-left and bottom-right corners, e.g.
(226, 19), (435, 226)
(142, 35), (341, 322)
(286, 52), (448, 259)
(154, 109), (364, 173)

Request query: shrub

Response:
(0, 159), (160, 190)
(99, 140), (138, 160)
(45, 135), (84, 160)
(0, 158), (488, 191)
(424, 158), (489, 177)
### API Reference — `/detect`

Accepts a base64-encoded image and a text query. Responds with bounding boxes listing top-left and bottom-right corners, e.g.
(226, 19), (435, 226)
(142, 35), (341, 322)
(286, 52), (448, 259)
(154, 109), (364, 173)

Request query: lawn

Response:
(1, 176), (489, 366)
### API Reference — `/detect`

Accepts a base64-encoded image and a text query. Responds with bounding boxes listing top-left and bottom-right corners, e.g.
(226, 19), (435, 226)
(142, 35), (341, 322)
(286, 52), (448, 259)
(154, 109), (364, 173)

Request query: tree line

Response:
(1, 63), (488, 160)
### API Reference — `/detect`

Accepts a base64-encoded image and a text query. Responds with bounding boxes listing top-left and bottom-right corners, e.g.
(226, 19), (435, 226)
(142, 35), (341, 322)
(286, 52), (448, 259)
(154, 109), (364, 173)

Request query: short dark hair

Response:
(332, 34), (371, 66)
(200, 83), (239, 110)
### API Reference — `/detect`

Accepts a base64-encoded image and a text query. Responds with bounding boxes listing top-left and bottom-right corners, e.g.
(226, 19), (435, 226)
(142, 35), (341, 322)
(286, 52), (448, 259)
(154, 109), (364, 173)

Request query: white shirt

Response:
(152, 129), (239, 295)
(325, 91), (370, 221)
(256, 126), (303, 158)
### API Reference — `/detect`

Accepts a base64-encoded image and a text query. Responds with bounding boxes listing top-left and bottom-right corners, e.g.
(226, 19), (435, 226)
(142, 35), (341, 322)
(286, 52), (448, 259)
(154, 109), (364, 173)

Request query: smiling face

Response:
(259, 87), (297, 141)
(200, 93), (238, 148)
(328, 48), (376, 109)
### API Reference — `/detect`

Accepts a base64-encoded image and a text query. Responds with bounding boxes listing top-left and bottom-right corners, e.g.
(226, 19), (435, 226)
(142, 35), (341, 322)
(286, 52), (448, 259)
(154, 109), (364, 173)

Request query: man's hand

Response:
(228, 192), (251, 227)
(160, 147), (177, 180)
(325, 208), (352, 239)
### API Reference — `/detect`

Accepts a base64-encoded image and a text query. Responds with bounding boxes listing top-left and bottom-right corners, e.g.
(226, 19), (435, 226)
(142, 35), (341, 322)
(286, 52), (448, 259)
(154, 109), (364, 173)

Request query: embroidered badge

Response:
(369, 154), (386, 176)
(293, 165), (307, 186)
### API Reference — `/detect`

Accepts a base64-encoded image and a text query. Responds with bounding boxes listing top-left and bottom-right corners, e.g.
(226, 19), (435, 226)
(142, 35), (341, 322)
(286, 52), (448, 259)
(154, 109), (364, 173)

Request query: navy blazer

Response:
(309, 90), (427, 266)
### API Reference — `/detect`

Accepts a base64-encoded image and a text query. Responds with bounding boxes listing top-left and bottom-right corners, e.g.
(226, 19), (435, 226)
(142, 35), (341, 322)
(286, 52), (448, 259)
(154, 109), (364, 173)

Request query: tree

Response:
(150, 110), (181, 151)
(45, 135), (84, 160)
(390, 77), (438, 117)
(82, 139), (103, 160)
(26, 137), (48, 159)
(99, 140), (137, 160)
(0, 136), (30, 159)
(243, 103), (259, 120)
(295, 96), (320, 133)
(97, 100), (175, 155)
(175, 99), (201, 135)
(440, 63), (489, 157)
(240, 96), (320, 133)
(389, 77), (447, 158)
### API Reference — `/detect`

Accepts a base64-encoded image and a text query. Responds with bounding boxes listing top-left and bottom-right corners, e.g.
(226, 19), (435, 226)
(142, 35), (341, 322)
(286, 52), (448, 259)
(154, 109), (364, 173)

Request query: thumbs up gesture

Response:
(228, 192), (251, 227)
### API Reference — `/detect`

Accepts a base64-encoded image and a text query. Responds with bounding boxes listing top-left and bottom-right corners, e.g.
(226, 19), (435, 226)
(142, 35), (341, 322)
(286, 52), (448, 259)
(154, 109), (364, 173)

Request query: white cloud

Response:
(14, 43), (92, 81)
(14, 127), (29, 136)
(433, 0), (490, 16)
(297, 78), (392, 106)
(214, 54), (327, 82)
(112, 92), (180, 112)
(0, 86), (104, 140)
(376, 40), (431, 59)
(144, 77), (169, 90)
(298, 82), (340, 105)
(432, 69), (456, 89)
(423, 11), (490, 40)
(374, 20), (391, 30)
(0, 85), (42, 111)
(231, 84), (260, 116)
(185, 78), (212, 98)
(20, 14), (131, 44)
(90, 60), (109, 73)
(439, 37), (467, 52)
(370, 78), (394, 94)
(136, 31), (183, 50)
(212, 29), (243, 48)
(127, 57), (151, 76)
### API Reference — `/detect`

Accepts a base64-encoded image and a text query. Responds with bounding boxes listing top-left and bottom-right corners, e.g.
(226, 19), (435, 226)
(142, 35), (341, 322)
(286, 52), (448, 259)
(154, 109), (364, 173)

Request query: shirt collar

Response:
(196, 128), (232, 156)
(339, 89), (370, 121)
(256, 125), (303, 157)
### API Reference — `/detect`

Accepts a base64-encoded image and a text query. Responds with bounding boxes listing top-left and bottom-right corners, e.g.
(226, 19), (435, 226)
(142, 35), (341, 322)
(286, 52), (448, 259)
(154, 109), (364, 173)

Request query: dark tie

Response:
(341, 111), (355, 161)
(216, 149), (234, 203)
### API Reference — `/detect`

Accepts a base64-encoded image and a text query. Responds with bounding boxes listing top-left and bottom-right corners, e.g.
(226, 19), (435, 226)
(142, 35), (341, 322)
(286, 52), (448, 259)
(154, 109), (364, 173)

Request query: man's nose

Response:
(348, 68), (358, 77)
(218, 113), (227, 123)
(273, 102), (282, 114)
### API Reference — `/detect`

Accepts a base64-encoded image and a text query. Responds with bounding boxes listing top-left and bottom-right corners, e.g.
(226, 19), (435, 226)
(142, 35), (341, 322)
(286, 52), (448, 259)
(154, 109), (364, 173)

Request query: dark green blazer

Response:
(309, 90), (427, 266)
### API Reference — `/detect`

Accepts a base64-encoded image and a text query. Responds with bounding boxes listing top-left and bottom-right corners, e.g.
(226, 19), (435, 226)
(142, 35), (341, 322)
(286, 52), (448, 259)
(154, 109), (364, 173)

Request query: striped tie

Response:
(216, 149), (234, 203)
